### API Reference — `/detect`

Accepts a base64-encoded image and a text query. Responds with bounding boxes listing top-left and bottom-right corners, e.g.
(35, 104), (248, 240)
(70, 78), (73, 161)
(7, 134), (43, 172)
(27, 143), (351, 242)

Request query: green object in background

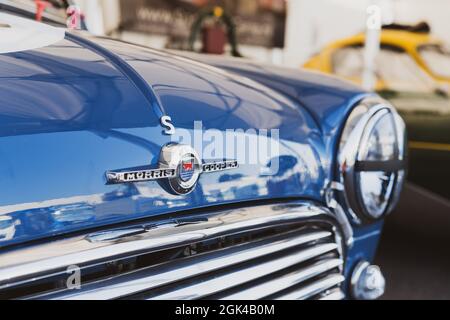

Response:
(189, 6), (242, 57)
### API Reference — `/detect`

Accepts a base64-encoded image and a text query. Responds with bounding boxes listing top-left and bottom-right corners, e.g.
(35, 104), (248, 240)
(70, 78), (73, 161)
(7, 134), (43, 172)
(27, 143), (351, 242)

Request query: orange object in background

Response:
(192, 0), (209, 6)
(34, 0), (52, 21)
(202, 25), (227, 55)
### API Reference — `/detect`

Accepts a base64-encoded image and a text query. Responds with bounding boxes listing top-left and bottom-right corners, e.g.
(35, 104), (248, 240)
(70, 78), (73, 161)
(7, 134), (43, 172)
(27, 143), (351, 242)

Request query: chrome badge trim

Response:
(106, 144), (238, 195)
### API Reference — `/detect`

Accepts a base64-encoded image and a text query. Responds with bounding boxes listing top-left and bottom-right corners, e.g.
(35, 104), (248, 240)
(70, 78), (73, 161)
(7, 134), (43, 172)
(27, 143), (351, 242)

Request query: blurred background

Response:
(20, 0), (450, 299)
(72, 0), (450, 66)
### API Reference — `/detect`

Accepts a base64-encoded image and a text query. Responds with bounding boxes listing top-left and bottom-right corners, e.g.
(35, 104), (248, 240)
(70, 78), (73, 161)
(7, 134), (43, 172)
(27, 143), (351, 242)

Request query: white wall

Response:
(284, 0), (367, 67)
(76, 0), (120, 35)
(394, 0), (450, 45)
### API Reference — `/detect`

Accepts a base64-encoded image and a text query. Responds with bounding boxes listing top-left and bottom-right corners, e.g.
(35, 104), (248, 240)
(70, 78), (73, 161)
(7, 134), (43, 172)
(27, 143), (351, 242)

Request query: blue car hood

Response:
(0, 30), (366, 247)
(170, 52), (368, 140)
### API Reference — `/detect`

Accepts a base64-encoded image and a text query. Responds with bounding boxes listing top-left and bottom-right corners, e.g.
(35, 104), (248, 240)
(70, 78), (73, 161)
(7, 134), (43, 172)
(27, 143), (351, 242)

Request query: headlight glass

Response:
(358, 171), (395, 218)
(339, 98), (406, 223)
(362, 112), (397, 161)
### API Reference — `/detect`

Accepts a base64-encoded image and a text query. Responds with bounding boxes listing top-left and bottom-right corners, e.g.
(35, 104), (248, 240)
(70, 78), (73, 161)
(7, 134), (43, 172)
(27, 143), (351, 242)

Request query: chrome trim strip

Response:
(275, 274), (345, 300)
(0, 202), (341, 290)
(147, 243), (338, 300)
(105, 143), (238, 196)
(202, 160), (239, 173)
(325, 182), (354, 247)
(220, 259), (343, 300)
(106, 168), (177, 184)
(36, 231), (332, 300)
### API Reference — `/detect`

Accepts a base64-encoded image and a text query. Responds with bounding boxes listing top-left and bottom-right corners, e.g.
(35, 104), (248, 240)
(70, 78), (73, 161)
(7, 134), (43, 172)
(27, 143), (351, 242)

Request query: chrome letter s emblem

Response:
(160, 116), (175, 135)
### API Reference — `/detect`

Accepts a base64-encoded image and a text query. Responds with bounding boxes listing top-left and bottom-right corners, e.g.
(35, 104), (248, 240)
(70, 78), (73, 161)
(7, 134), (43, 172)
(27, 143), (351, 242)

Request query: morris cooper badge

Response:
(106, 144), (238, 195)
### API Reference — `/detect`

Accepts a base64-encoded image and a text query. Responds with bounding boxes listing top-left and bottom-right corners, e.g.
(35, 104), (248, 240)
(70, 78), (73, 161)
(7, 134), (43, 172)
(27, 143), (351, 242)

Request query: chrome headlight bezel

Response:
(338, 97), (407, 224)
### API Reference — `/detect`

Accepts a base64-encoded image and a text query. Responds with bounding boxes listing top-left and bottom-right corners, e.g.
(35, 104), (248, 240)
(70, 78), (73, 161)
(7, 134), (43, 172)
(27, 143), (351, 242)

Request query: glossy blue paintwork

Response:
(0, 33), (319, 247)
(344, 221), (383, 281)
(176, 53), (384, 277)
(0, 29), (382, 285)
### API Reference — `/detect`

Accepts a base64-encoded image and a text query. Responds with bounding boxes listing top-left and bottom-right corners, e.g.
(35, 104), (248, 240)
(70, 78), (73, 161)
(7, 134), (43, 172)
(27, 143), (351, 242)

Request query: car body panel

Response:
(160, 51), (384, 278)
(0, 32), (357, 247)
(0, 10), (399, 299)
(167, 50), (370, 175)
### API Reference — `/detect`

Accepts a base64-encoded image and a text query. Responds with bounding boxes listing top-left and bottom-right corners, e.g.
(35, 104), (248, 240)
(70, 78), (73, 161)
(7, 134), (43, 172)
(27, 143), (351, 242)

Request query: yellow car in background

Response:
(304, 23), (450, 89)
(304, 23), (450, 201)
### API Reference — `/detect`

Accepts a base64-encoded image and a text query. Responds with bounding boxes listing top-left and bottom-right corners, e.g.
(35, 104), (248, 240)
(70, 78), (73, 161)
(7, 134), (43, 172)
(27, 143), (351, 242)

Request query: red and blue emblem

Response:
(106, 144), (238, 195)
(180, 157), (195, 182)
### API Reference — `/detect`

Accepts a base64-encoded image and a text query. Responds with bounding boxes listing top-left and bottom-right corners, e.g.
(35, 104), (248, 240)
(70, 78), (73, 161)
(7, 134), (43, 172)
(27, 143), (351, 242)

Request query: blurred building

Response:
(76, 0), (450, 68)
(77, 0), (286, 64)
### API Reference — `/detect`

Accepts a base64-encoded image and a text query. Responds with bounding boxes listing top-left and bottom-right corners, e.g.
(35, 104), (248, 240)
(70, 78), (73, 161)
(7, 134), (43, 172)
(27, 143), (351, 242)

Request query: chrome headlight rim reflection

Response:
(338, 97), (407, 224)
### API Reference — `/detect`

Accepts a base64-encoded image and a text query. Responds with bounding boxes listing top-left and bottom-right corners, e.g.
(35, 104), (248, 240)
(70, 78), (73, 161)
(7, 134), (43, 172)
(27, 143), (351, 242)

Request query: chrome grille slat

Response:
(0, 202), (347, 300)
(146, 243), (338, 300)
(220, 259), (343, 300)
(35, 231), (332, 300)
(0, 206), (324, 288)
(275, 274), (345, 300)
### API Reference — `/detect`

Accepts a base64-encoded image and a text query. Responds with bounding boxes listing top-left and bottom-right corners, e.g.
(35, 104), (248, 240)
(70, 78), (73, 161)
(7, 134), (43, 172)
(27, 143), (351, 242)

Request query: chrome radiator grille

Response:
(0, 202), (346, 300)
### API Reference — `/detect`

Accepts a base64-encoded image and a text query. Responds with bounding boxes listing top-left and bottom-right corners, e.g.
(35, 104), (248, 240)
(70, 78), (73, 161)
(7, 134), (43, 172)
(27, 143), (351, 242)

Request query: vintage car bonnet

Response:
(0, 14), (367, 247)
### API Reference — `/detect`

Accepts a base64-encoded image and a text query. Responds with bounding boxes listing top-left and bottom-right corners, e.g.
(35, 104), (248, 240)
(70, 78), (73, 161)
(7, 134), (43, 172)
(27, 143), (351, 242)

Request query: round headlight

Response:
(339, 98), (407, 223)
